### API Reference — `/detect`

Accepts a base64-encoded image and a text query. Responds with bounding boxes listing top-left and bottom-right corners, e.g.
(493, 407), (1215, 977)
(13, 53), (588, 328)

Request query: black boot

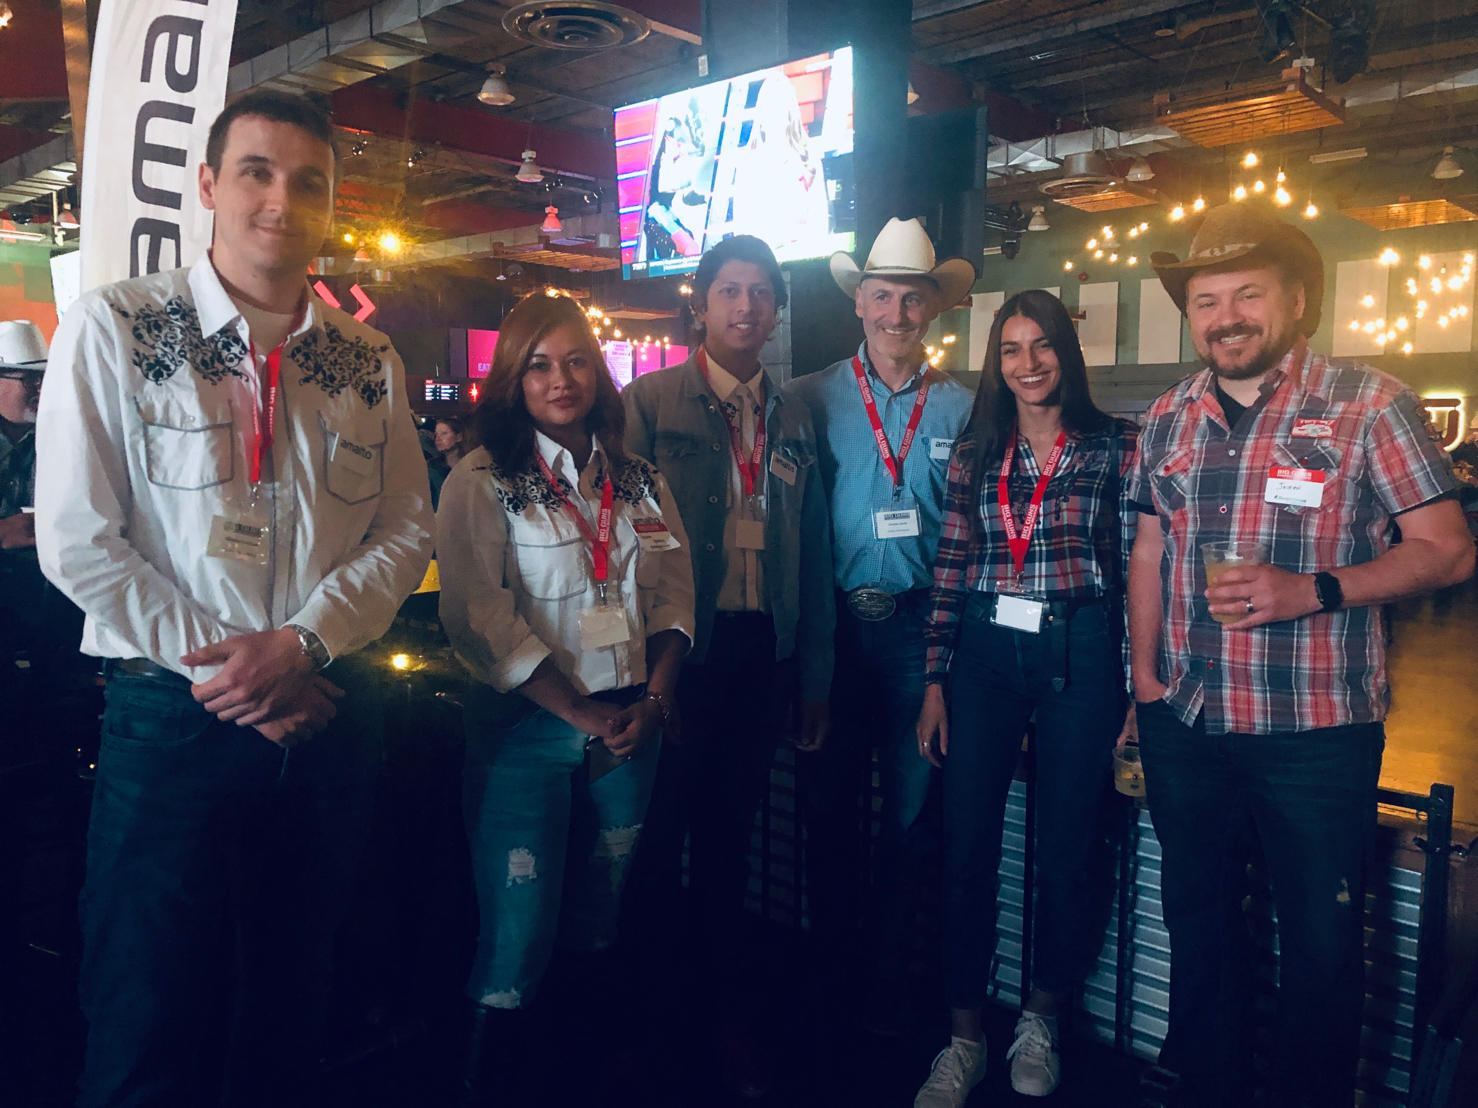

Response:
(457, 1002), (529, 1107)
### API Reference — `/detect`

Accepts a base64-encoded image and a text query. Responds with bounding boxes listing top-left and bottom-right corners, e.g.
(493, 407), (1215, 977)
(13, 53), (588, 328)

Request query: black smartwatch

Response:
(1312, 571), (1344, 612)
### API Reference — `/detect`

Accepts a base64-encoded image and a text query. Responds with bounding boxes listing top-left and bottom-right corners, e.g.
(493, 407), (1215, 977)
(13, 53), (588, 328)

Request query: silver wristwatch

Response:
(286, 623), (331, 670)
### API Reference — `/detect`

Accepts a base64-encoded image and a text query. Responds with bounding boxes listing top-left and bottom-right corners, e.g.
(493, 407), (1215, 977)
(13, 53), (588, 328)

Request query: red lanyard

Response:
(248, 343), (284, 486)
(998, 430), (1067, 583)
(698, 347), (765, 498)
(536, 452), (615, 585)
(851, 356), (929, 489)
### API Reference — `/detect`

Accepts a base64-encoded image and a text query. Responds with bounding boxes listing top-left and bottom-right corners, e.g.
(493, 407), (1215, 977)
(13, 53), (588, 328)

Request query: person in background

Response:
(784, 217), (975, 1031)
(0, 319), (45, 553)
(1129, 203), (1474, 1106)
(435, 415), (466, 468)
(437, 292), (694, 1103)
(914, 290), (1138, 1105)
(34, 89), (434, 1107)
(622, 234), (834, 1097)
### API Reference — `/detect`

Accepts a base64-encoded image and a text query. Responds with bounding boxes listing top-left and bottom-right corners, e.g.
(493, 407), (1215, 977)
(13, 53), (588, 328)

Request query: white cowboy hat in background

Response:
(829, 217), (976, 310)
(0, 320), (48, 372)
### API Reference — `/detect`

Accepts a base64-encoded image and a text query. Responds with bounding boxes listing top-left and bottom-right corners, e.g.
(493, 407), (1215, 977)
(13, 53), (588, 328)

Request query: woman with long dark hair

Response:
(436, 293), (694, 1101)
(912, 290), (1138, 1106)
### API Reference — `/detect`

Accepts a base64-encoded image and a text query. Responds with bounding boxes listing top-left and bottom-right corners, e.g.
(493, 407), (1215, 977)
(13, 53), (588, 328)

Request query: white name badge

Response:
(1264, 464), (1326, 508)
(736, 518), (767, 549)
(874, 507), (922, 539)
(631, 516), (681, 552)
(930, 437), (954, 460)
(578, 603), (631, 650)
(328, 432), (377, 477)
(207, 512), (270, 565)
(991, 592), (1047, 633)
(769, 452), (798, 486)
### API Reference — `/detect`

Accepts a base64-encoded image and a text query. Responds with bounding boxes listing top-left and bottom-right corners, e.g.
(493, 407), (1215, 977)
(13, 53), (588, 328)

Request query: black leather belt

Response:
(106, 657), (189, 685)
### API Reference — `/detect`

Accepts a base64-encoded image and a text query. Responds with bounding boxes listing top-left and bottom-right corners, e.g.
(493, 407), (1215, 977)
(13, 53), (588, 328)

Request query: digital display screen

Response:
(614, 47), (855, 279)
(467, 329), (498, 379)
(424, 382), (461, 403)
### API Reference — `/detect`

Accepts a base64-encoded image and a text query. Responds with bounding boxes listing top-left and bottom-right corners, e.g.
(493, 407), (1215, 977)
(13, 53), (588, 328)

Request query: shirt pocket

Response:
(508, 515), (589, 601)
(319, 414), (386, 505)
(1149, 447), (1194, 516)
(1268, 441), (1344, 515)
(136, 398), (235, 491)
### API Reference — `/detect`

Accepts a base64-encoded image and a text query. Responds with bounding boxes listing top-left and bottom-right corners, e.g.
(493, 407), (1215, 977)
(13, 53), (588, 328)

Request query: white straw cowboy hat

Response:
(1151, 203), (1324, 335)
(0, 319), (47, 372)
(830, 217), (976, 310)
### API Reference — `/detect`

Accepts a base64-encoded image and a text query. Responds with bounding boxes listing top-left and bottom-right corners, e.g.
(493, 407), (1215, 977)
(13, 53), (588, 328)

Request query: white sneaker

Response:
(914, 1036), (986, 1108)
(1007, 1013), (1061, 1096)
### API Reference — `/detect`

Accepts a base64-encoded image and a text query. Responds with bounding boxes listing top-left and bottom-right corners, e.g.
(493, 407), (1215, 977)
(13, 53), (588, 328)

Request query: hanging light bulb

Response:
(516, 149), (543, 183)
(1192, 196), (1206, 212)
(1242, 151), (1260, 168)
(1232, 184), (1248, 200)
(1274, 187), (1291, 206)
(1170, 204), (1186, 221)
(1252, 179), (1266, 194)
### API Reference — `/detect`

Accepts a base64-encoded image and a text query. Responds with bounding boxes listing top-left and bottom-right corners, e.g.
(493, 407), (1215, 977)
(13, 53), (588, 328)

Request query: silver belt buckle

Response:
(845, 586), (897, 622)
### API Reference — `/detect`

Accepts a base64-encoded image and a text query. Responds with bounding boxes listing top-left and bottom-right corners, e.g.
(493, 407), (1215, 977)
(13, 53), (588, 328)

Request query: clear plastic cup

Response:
(1201, 540), (1268, 624)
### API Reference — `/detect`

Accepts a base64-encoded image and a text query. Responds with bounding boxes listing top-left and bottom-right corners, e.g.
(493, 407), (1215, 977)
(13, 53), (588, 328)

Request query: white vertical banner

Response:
(1138, 277), (1182, 364)
(1077, 281), (1119, 367)
(967, 290), (1005, 374)
(80, 0), (239, 293)
(1331, 258), (1387, 358)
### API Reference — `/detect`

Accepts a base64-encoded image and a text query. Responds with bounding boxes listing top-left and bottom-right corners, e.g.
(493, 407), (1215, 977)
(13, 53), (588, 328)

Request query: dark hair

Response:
(964, 289), (1111, 508)
(470, 294), (628, 478)
(435, 415), (465, 436)
(206, 90), (338, 174)
(690, 235), (789, 319)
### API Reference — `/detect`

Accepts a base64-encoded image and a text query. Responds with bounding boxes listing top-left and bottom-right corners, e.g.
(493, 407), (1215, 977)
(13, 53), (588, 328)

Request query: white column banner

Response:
(80, 0), (238, 293)
(1138, 277), (1182, 364)
(967, 290), (1005, 375)
(1077, 281), (1119, 367)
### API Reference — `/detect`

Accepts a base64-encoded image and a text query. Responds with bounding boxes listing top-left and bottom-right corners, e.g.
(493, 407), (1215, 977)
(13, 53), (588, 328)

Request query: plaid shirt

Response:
(925, 417), (1140, 679)
(1128, 340), (1459, 734)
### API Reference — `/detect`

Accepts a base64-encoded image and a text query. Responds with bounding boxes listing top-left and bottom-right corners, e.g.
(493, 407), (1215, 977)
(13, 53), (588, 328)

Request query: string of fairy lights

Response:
(1346, 250), (1473, 355)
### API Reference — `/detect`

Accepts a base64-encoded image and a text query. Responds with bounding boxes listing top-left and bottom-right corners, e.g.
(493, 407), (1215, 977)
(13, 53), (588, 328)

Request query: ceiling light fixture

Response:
(1308, 147), (1366, 164)
(540, 205), (562, 234)
(1433, 146), (1463, 181)
(1126, 156), (1155, 182)
(0, 3), (12, 29)
(906, 83), (920, 106)
(1027, 206), (1049, 232)
(516, 149), (543, 183)
(478, 65), (515, 107)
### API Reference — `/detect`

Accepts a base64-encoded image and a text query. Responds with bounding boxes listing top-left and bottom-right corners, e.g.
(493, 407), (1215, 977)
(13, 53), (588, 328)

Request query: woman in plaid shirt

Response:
(912, 290), (1138, 1106)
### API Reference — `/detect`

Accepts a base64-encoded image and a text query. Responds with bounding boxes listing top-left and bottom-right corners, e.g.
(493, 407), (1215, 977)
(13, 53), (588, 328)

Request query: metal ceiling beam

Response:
(926, 0), (1190, 65)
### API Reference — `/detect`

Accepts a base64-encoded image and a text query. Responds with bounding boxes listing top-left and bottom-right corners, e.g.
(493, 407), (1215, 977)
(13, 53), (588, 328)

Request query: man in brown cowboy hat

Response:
(1126, 203), (1473, 1106)
(784, 216), (975, 1040)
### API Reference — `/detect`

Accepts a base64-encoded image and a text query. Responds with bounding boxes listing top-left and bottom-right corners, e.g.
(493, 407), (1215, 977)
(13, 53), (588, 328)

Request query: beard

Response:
(1199, 320), (1300, 381)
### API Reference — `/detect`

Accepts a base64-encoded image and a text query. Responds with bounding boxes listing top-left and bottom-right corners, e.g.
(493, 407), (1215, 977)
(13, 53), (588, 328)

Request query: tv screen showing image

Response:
(615, 47), (855, 279)
(467, 329), (498, 378)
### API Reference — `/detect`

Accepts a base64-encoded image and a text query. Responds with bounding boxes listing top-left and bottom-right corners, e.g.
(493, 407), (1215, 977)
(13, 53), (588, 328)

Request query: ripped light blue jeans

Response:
(462, 686), (660, 1010)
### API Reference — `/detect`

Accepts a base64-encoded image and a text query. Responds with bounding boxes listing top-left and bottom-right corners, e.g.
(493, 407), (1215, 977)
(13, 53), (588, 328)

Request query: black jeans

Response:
(1136, 701), (1383, 1108)
(625, 612), (781, 996)
(76, 660), (378, 1108)
(941, 594), (1123, 1009)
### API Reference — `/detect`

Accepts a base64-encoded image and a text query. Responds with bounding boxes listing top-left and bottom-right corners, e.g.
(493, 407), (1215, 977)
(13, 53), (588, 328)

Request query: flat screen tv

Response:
(614, 47), (855, 279)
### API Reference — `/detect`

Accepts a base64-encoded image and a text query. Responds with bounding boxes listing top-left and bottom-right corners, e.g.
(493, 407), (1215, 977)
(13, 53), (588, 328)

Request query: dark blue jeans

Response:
(77, 661), (378, 1108)
(798, 589), (936, 993)
(1136, 701), (1383, 1108)
(942, 594), (1123, 1009)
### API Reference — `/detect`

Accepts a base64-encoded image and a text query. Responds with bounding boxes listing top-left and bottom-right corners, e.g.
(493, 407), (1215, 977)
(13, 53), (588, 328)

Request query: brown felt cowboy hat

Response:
(1151, 203), (1324, 335)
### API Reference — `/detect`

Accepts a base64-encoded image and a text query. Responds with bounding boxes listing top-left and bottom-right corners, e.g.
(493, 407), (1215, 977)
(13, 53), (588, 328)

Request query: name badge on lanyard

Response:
(207, 342), (283, 565)
(990, 429), (1066, 633)
(852, 356), (929, 542)
(536, 454), (632, 651)
(1264, 464), (1326, 508)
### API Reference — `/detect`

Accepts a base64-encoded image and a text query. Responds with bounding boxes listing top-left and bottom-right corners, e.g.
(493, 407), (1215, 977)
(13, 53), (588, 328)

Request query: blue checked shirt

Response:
(786, 343), (974, 594)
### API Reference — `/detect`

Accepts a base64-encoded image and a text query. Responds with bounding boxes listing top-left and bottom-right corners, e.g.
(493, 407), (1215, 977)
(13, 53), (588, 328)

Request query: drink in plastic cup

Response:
(1114, 744), (1145, 798)
(1201, 540), (1268, 624)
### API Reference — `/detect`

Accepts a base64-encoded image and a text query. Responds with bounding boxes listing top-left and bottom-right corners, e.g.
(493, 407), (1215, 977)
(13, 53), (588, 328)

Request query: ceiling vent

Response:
(1038, 151), (1121, 201)
(501, 2), (650, 50)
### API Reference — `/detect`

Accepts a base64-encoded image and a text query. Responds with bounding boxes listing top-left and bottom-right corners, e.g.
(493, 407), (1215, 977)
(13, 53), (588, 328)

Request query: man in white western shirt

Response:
(35, 90), (433, 1107)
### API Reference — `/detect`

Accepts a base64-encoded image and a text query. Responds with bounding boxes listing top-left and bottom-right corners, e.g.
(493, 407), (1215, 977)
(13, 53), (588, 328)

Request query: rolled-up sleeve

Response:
(436, 461), (552, 692)
(640, 472), (696, 649)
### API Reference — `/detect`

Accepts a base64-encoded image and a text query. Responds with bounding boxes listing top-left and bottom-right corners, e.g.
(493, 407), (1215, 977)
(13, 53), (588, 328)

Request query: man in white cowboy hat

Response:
(1127, 203), (1473, 1106)
(0, 319), (47, 551)
(785, 216), (976, 1032)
